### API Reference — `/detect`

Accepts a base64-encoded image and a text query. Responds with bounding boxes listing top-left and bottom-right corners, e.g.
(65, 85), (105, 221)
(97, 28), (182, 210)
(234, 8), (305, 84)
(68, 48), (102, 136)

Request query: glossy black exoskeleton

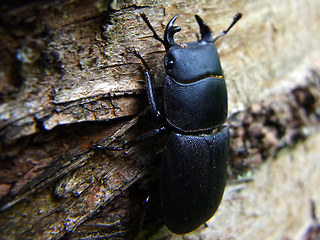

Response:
(101, 12), (241, 234)
(132, 12), (241, 234)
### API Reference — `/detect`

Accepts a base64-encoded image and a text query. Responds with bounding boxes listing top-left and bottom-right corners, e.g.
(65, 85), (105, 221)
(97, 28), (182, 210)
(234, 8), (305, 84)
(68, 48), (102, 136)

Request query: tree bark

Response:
(0, 0), (320, 239)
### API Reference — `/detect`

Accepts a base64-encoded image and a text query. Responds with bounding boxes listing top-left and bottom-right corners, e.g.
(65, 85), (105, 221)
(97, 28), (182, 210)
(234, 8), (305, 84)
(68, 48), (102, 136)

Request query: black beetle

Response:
(131, 13), (242, 234)
(100, 12), (241, 234)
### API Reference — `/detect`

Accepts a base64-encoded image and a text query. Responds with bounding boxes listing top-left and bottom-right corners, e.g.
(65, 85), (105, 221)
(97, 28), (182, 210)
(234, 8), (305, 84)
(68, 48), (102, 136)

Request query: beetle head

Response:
(164, 15), (223, 83)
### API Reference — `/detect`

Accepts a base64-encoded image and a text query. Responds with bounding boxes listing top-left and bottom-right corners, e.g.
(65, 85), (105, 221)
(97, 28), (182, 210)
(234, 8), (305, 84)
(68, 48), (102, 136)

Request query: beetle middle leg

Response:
(94, 126), (166, 151)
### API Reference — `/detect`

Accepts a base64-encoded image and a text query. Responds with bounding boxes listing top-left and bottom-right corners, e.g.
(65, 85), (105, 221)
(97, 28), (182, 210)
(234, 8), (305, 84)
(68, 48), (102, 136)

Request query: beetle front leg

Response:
(132, 48), (162, 120)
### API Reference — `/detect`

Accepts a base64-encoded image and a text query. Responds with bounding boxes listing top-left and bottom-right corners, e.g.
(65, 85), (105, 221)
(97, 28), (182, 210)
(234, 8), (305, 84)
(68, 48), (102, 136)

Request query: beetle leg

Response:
(94, 127), (166, 151)
(121, 126), (166, 149)
(132, 48), (162, 120)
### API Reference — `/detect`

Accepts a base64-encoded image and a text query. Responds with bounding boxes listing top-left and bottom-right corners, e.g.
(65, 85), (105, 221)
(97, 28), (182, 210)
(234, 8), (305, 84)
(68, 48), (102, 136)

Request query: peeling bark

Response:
(0, 0), (320, 239)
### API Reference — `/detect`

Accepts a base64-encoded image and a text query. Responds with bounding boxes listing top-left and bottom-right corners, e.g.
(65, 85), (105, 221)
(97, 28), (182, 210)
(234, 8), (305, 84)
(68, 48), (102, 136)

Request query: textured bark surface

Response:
(0, 0), (320, 239)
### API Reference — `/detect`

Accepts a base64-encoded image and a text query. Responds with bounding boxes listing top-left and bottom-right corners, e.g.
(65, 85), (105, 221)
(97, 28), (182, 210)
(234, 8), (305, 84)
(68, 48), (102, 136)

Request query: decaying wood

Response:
(0, 0), (320, 239)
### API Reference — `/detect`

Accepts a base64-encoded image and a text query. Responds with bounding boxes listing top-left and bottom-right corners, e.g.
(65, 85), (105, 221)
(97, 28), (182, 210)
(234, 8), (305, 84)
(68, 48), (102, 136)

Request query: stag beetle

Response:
(100, 12), (241, 234)
(131, 13), (242, 234)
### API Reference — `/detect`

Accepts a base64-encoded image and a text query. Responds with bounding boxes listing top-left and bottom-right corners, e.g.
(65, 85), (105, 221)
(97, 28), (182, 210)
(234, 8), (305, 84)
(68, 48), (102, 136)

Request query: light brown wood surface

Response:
(0, 0), (320, 239)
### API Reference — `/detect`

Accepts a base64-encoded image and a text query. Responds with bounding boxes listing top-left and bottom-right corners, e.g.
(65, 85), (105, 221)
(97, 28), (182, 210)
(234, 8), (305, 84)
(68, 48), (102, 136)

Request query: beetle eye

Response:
(167, 59), (174, 69)
(165, 55), (174, 69)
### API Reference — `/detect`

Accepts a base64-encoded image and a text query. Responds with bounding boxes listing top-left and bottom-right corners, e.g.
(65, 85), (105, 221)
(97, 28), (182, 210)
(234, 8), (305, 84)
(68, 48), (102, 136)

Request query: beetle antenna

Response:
(140, 12), (167, 47)
(213, 13), (242, 43)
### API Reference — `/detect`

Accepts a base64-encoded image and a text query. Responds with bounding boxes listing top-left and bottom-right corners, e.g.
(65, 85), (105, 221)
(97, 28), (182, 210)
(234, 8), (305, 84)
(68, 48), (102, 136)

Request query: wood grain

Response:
(0, 0), (320, 239)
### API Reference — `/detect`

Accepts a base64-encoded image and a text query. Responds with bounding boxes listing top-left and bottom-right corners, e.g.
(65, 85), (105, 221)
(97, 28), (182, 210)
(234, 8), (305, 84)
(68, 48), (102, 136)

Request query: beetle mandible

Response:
(129, 12), (242, 234)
